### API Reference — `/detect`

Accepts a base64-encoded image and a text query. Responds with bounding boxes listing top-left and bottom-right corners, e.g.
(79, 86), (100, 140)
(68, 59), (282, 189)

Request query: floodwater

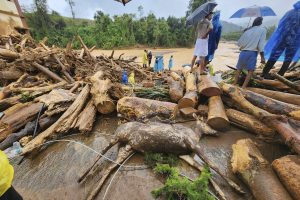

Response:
(11, 116), (289, 200)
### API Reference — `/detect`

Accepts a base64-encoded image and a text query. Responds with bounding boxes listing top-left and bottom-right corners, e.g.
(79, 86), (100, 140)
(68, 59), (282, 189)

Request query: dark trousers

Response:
(0, 187), (23, 200)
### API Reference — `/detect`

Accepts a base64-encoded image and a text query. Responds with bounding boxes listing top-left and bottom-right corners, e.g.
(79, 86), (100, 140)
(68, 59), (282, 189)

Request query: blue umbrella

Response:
(230, 5), (276, 18)
(186, 1), (218, 27)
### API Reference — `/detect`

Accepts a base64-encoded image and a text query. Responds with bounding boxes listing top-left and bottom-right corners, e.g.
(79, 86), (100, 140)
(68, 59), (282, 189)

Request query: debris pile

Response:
(1, 32), (300, 200)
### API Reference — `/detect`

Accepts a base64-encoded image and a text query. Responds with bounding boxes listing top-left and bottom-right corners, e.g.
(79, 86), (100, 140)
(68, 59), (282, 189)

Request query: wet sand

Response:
(12, 116), (289, 200)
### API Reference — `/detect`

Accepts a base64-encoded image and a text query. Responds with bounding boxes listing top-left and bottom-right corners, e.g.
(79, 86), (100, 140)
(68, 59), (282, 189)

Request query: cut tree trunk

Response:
(207, 96), (229, 131)
(0, 115), (58, 150)
(198, 75), (221, 97)
(255, 79), (299, 94)
(0, 48), (20, 59)
(167, 78), (184, 103)
(0, 95), (21, 112)
(185, 72), (197, 92)
(22, 85), (90, 155)
(178, 91), (198, 109)
(231, 139), (292, 200)
(0, 102), (43, 142)
(170, 71), (182, 81)
(32, 62), (65, 82)
(222, 83), (300, 154)
(226, 109), (276, 141)
(272, 73), (300, 93)
(242, 88), (300, 120)
(74, 99), (97, 134)
(272, 155), (300, 200)
(90, 71), (115, 114)
(193, 114), (218, 137)
(10, 81), (67, 93)
(0, 70), (23, 81)
(117, 97), (177, 120)
(247, 87), (300, 106)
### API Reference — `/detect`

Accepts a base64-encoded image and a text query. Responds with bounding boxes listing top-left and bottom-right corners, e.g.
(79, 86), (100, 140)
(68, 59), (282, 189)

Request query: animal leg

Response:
(78, 138), (119, 183)
(180, 155), (227, 200)
(184, 137), (245, 194)
(87, 145), (134, 200)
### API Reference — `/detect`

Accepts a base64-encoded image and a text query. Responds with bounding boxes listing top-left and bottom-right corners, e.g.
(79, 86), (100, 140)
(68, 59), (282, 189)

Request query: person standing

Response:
(168, 55), (174, 71)
(233, 17), (266, 88)
(142, 50), (148, 68)
(262, 1), (300, 78)
(190, 12), (213, 75)
(147, 51), (153, 67)
(0, 151), (23, 200)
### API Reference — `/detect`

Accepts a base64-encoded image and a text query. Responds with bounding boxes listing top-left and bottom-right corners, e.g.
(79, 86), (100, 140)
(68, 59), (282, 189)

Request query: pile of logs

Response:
(0, 32), (153, 152)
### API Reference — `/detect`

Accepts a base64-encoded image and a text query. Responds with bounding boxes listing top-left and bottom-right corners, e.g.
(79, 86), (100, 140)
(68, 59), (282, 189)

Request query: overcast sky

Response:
(19, 0), (297, 22)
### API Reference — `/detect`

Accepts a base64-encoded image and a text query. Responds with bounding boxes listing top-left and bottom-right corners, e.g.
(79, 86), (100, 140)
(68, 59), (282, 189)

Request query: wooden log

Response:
(178, 91), (198, 109)
(226, 109), (276, 140)
(0, 48), (20, 59)
(39, 42), (74, 83)
(117, 97), (177, 120)
(242, 88), (300, 120)
(222, 83), (300, 154)
(231, 139), (292, 200)
(32, 62), (65, 82)
(10, 81), (67, 93)
(0, 115), (57, 150)
(272, 155), (300, 200)
(0, 70), (22, 81)
(0, 102), (43, 142)
(79, 48), (84, 59)
(255, 79), (299, 94)
(272, 73), (300, 92)
(193, 114), (218, 137)
(170, 71), (182, 81)
(247, 87), (300, 106)
(207, 96), (229, 131)
(198, 75), (221, 97)
(185, 72), (197, 92)
(74, 99), (97, 134)
(77, 35), (93, 60)
(167, 78), (184, 103)
(0, 95), (21, 112)
(90, 71), (115, 114)
(22, 85), (90, 154)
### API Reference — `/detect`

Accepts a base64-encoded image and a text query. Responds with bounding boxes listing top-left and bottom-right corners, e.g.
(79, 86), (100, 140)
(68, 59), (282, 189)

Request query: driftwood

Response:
(207, 96), (229, 131)
(22, 85), (90, 154)
(198, 75), (221, 97)
(80, 122), (243, 200)
(272, 73), (300, 93)
(0, 115), (58, 150)
(231, 139), (292, 200)
(193, 114), (218, 137)
(0, 70), (22, 81)
(226, 109), (276, 141)
(272, 155), (300, 200)
(167, 78), (184, 103)
(0, 102), (43, 142)
(255, 79), (299, 94)
(117, 97), (177, 120)
(247, 87), (300, 106)
(74, 99), (97, 134)
(10, 81), (67, 93)
(32, 62), (65, 82)
(242, 88), (300, 120)
(0, 48), (20, 59)
(222, 83), (300, 154)
(90, 71), (115, 114)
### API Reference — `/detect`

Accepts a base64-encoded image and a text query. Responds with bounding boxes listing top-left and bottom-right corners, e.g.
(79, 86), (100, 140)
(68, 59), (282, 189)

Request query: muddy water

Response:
(11, 117), (289, 200)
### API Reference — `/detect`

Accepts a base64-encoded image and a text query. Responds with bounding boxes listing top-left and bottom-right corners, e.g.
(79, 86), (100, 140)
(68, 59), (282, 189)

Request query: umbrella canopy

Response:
(230, 5), (276, 18)
(186, 1), (218, 27)
(114, 0), (132, 6)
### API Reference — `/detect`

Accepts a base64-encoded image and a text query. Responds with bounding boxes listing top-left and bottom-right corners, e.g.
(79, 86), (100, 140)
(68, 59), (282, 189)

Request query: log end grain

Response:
(96, 101), (115, 114)
(207, 117), (230, 131)
(201, 88), (221, 97)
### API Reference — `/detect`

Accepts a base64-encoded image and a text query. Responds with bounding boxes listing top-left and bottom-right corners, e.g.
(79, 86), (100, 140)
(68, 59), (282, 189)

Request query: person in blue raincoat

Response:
(206, 11), (222, 64)
(168, 55), (174, 70)
(262, 1), (300, 78)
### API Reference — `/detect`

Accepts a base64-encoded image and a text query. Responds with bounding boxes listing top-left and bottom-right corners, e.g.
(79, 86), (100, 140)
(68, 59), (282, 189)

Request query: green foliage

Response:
(144, 153), (179, 168)
(151, 164), (214, 200)
(187, 0), (207, 16)
(20, 93), (35, 103)
(24, 3), (195, 49)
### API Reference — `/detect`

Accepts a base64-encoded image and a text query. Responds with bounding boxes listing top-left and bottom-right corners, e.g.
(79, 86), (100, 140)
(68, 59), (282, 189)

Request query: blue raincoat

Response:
(206, 11), (222, 62)
(264, 1), (300, 62)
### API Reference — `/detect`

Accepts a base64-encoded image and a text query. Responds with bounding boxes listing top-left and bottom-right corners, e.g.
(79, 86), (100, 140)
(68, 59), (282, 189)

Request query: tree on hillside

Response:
(138, 5), (144, 18)
(30, 0), (51, 38)
(65, 0), (75, 20)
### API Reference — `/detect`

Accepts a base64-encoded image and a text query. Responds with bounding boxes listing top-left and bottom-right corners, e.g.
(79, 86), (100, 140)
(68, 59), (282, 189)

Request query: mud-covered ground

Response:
(11, 116), (289, 200)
